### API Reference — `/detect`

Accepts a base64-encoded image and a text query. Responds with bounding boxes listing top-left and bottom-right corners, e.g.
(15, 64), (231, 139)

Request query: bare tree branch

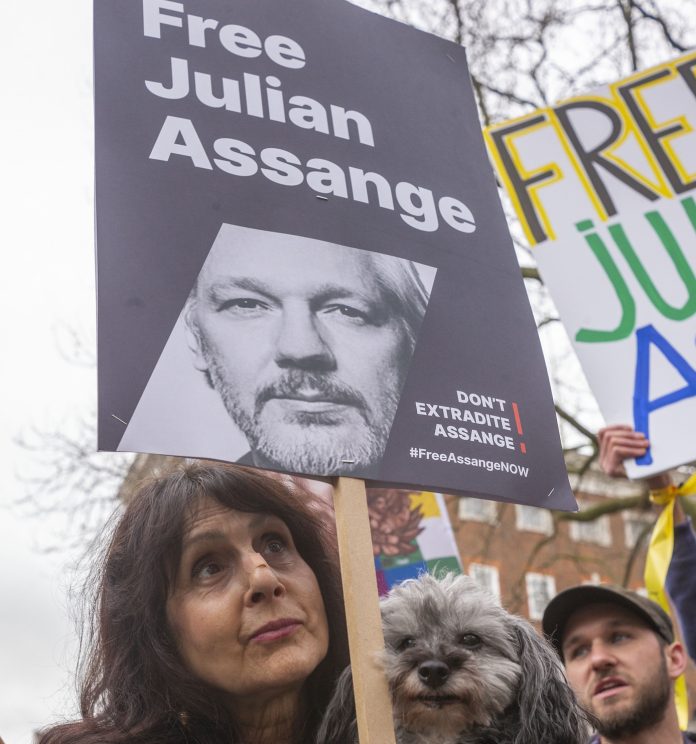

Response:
(628, 0), (688, 52)
(555, 494), (647, 522)
(555, 404), (598, 445)
(619, 0), (640, 71)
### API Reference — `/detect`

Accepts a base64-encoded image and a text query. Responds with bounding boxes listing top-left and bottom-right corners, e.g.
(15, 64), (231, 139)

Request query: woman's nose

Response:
(243, 554), (286, 606)
(273, 303), (336, 371)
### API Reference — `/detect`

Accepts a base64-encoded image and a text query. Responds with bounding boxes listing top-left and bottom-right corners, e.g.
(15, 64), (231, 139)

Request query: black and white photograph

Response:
(119, 224), (436, 477)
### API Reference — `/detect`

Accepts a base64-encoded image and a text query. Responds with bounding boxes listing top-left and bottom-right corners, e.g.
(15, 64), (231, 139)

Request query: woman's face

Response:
(166, 495), (329, 704)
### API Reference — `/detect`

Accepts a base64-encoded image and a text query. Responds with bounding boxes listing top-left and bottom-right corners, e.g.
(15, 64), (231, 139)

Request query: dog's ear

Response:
(316, 665), (359, 744)
(511, 619), (591, 744)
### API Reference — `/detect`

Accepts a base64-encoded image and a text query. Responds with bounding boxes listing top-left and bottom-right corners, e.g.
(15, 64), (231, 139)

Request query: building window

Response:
(458, 497), (497, 524)
(569, 501), (612, 547)
(526, 572), (556, 620)
(623, 511), (653, 550)
(468, 562), (501, 602)
(515, 504), (553, 535)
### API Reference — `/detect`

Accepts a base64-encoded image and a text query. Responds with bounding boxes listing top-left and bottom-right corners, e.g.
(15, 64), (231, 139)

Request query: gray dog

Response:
(317, 573), (590, 744)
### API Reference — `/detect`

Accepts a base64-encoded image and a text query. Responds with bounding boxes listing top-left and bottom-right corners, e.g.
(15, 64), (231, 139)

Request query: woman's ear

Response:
(665, 641), (687, 679)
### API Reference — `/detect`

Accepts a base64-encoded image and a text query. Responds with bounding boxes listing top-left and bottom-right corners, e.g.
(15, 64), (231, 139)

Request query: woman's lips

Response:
(250, 619), (302, 644)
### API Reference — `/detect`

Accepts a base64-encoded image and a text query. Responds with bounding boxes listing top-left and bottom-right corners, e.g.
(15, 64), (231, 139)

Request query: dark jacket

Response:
(666, 518), (696, 661)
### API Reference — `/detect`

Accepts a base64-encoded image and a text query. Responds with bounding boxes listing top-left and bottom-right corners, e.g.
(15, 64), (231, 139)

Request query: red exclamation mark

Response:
(512, 402), (526, 453)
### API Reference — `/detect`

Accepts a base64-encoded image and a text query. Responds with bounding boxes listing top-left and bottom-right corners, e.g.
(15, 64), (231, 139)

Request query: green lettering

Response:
(575, 220), (636, 343)
(607, 202), (696, 321)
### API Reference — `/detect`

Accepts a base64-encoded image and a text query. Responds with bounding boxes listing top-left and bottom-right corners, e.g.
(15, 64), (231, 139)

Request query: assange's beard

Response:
(592, 654), (670, 740)
(206, 361), (402, 475)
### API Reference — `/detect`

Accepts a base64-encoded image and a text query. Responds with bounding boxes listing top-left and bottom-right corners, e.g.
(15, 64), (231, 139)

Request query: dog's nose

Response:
(418, 661), (450, 688)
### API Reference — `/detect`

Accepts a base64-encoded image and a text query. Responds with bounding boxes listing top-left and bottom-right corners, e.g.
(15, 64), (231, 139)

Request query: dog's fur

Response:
(317, 574), (590, 744)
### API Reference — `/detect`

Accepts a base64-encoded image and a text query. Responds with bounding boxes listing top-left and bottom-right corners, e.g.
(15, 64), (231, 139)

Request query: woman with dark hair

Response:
(39, 463), (349, 744)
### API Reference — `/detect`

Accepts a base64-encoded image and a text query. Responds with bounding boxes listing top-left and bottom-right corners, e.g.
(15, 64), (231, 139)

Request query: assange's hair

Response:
(363, 250), (431, 352)
(185, 242), (431, 378)
(38, 463), (348, 744)
(318, 573), (590, 744)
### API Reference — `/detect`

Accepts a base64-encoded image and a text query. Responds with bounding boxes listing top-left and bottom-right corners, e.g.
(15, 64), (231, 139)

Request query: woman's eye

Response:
(262, 533), (288, 556)
(458, 633), (482, 649)
(192, 559), (224, 579)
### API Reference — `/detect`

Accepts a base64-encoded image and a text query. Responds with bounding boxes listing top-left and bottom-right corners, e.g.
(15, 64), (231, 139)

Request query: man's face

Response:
(186, 229), (414, 474)
(561, 603), (681, 739)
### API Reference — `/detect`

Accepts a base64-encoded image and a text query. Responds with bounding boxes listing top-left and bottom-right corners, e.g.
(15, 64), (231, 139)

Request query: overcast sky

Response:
(0, 1), (101, 741)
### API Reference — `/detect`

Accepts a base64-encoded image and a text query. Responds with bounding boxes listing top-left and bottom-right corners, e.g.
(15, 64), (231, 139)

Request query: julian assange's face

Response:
(166, 497), (329, 707)
(561, 603), (678, 739)
(187, 230), (413, 474)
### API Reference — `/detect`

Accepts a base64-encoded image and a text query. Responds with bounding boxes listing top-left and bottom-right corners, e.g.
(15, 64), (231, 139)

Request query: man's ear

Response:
(665, 641), (687, 679)
(184, 300), (209, 373)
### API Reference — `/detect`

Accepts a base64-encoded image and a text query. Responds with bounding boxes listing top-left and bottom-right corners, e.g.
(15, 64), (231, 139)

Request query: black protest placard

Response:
(95, 0), (575, 509)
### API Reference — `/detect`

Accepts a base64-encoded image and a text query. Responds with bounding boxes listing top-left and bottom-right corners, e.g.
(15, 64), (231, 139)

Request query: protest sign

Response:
(95, 0), (574, 510)
(486, 51), (696, 478)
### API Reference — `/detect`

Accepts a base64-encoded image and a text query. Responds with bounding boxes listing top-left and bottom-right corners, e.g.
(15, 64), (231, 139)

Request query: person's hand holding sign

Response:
(598, 424), (672, 491)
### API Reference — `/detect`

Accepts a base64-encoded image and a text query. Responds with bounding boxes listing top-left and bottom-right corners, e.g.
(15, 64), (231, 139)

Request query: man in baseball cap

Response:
(543, 584), (693, 744)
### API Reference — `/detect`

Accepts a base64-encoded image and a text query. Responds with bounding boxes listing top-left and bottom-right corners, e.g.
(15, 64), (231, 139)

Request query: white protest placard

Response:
(486, 50), (696, 477)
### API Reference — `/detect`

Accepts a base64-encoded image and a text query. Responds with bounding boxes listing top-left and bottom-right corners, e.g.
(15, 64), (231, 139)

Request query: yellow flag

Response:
(645, 473), (696, 730)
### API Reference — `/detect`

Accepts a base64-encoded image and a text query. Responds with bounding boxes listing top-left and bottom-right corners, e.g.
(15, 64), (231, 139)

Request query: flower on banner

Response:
(368, 489), (424, 556)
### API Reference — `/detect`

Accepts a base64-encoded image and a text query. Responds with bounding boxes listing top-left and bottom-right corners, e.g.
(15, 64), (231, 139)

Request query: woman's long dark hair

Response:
(39, 463), (349, 744)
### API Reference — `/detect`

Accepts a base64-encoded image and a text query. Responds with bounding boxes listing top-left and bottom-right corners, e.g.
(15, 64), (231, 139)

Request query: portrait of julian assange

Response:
(118, 224), (436, 478)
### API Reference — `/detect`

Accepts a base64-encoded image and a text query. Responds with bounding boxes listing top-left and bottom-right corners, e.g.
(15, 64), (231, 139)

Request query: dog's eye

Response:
(396, 637), (416, 651)
(458, 633), (482, 648)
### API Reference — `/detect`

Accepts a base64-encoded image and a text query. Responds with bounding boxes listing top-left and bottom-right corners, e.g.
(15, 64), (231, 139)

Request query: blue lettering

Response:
(633, 324), (696, 465)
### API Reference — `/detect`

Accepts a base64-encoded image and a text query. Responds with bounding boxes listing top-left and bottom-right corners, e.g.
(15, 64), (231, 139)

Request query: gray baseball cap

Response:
(542, 584), (674, 658)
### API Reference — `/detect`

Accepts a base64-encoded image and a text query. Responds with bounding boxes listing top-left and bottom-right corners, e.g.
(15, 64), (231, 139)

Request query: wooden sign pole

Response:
(333, 476), (396, 744)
